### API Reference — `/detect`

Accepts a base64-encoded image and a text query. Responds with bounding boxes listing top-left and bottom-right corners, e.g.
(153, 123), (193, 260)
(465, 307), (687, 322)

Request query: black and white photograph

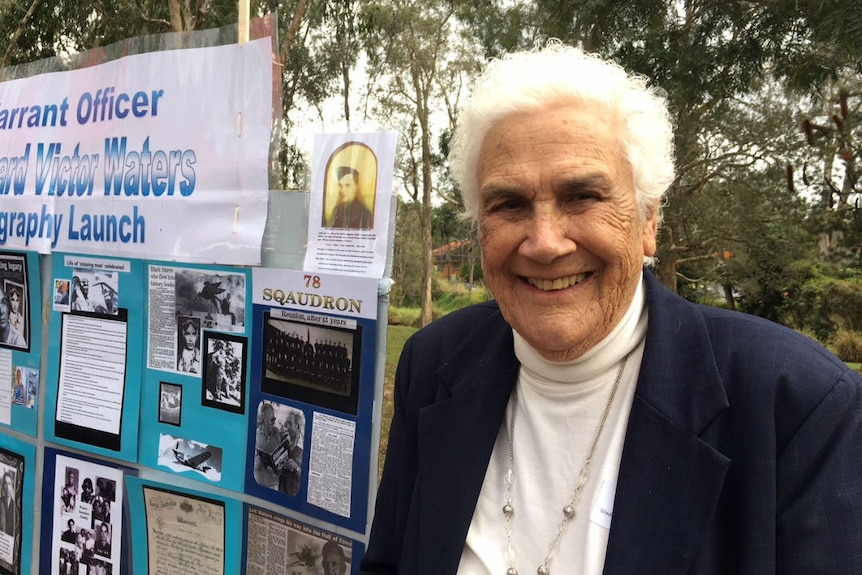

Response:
(262, 314), (362, 415)
(88, 557), (113, 575)
(201, 333), (246, 414)
(0, 448), (23, 575)
(157, 433), (223, 482)
(175, 269), (246, 333)
(93, 520), (111, 559)
(93, 476), (116, 524)
(59, 466), (78, 514)
(252, 401), (305, 497)
(70, 269), (119, 316)
(287, 525), (352, 575)
(175, 316), (202, 375)
(158, 383), (183, 426)
(0, 252), (29, 352)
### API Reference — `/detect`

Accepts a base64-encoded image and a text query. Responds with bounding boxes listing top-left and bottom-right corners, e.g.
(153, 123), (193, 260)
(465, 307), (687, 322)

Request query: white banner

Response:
(0, 37), (273, 264)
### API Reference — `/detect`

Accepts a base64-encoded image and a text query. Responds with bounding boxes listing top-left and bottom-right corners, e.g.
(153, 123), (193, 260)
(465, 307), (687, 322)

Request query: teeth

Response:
(527, 273), (587, 291)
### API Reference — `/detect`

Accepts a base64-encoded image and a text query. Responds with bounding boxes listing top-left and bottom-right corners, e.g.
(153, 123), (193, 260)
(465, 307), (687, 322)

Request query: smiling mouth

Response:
(525, 272), (590, 291)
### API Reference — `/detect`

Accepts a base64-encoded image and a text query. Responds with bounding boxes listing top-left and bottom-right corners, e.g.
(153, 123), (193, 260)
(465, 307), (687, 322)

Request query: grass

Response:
(377, 324), (418, 483)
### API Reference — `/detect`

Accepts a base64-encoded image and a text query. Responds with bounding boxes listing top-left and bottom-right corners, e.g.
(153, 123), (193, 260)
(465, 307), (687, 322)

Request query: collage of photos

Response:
(52, 457), (121, 575)
(0, 253), (29, 353)
(147, 266), (247, 377)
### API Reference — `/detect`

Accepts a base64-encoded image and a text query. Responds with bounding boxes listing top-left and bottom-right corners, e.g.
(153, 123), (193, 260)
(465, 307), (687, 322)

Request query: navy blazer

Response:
(359, 271), (862, 574)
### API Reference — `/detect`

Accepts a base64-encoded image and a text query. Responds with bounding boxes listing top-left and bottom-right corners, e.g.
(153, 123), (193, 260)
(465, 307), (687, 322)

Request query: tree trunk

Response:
(168, 0), (184, 31)
(1, 0), (43, 68)
(418, 73), (435, 327)
(722, 283), (736, 310)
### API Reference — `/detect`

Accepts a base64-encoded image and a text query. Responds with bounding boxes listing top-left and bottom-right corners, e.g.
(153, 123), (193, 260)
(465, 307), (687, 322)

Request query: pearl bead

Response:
(502, 503), (514, 516)
(506, 568), (518, 575)
(563, 505), (575, 517)
(537, 566), (549, 575)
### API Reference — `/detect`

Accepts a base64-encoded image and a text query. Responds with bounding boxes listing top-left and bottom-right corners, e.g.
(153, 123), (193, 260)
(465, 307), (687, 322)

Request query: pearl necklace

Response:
(503, 356), (628, 575)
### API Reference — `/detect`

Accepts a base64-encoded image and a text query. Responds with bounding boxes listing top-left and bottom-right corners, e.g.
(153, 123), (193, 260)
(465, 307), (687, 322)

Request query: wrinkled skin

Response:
(477, 102), (658, 361)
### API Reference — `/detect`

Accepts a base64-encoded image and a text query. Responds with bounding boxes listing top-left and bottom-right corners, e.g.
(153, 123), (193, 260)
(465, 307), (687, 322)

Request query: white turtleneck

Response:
(458, 276), (648, 574)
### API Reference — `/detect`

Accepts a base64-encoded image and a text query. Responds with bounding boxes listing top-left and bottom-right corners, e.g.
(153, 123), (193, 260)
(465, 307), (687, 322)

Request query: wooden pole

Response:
(238, 0), (250, 44)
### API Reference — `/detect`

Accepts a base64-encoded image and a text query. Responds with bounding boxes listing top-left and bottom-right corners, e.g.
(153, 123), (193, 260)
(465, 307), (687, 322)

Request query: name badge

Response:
(589, 478), (616, 530)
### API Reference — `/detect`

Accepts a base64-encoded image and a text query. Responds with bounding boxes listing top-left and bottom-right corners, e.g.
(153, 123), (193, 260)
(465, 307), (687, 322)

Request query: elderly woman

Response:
(359, 43), (862, 574)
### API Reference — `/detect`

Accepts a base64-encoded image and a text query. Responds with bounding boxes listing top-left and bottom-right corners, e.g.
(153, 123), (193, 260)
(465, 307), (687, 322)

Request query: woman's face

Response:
(2, 474), (11, 496)
(183, 324), (198, 350)
(476, 102), (657, 361)
(9, 292), (19, 313)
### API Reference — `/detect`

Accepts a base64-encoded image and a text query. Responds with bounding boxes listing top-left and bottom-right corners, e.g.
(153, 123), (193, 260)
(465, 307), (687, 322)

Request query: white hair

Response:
(448, 41), (676, 224)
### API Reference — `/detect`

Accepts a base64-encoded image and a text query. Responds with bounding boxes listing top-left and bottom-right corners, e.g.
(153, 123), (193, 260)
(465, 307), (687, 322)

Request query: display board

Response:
(0, 250), (42, 437)
(244, 268), (380, 533)
(139, 262), (252, 492)
(0, 17), (392, 575)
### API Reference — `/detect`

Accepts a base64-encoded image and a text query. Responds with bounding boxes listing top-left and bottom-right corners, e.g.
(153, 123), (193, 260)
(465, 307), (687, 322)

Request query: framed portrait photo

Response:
(0, 252), (30, 353)
(201, 333), (247, 415)
(0, 448), (24, 575)
(158, 383), (182, 427)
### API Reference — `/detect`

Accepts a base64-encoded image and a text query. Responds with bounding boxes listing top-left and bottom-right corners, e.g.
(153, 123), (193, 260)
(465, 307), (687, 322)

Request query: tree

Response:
(530, 0), (862, 295)
(361, 0), (480, 327)
(799, 80), (862, 266)
(390, 199), (424, 308)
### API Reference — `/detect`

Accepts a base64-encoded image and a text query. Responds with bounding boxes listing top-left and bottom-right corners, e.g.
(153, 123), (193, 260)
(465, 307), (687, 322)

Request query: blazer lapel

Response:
(415, 316), (519, 575)
(604, 272), (732, 574)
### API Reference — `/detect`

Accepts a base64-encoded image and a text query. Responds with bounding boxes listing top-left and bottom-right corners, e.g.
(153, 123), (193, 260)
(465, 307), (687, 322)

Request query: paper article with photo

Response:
(45, 254), (144, 462)
(304, 132), (397, 278)
(245, 505), (359, 575)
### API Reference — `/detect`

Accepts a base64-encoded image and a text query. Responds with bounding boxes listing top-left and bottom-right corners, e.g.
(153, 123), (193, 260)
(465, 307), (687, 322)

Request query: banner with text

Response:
(0, 38), (273, 264)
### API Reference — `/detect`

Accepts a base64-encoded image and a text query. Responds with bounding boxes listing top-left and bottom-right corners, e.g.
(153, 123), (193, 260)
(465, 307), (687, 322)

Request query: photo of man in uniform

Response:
(324, 166), (373, 230)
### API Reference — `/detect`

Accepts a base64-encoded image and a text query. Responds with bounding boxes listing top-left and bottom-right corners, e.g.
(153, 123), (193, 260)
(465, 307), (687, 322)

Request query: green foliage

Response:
(832, 329), (862, 363)
(783, 267), (862, 341)
(389, 276), (489, 327)
(390, 199), (424, 308)
(387, 306), (423, 327)
(432, 276), (490, 316)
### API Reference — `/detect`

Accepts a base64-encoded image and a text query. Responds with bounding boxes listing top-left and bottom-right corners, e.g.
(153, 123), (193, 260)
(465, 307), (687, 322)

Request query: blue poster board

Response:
(244, 268), (379, 533)
(0, 249), (42, 437)
(137, 262), (252, 492)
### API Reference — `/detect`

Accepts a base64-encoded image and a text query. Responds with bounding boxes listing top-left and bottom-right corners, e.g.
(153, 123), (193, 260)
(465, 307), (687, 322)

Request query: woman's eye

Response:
(490, 198), (527, 213)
